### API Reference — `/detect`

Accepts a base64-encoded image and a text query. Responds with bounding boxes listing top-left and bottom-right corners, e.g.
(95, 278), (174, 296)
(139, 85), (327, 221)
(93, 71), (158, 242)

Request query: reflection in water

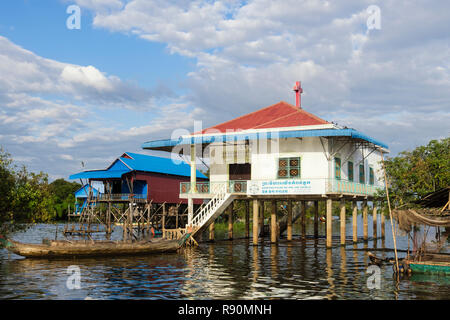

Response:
(0, 224), (449, 300)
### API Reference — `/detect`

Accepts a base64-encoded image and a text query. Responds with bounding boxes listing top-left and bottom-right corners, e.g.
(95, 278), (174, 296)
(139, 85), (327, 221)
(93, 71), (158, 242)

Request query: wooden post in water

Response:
(340, 198), (346, 246)
(326, 198), (333, 248)
(259, 201), (264, 237)
(363, 200), (368, 242)
(380, 201), (385, 239)
(271, 200), (277, 243)
(162, 203), (166, 233)
(314, 200), (319, 238)
(352, 200), (358, 243)
(209, 221), (215, 241)
(301, 200), (306, 239)
(287, 200), (293, 241)
(373, 201), (378, 240)
(228, 204), (233, 240)
(252, 200), (259, 245)
(245, 200), (250, 239)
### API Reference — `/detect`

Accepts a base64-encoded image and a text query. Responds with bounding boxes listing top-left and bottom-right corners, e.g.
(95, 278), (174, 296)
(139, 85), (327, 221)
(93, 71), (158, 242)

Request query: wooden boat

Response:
(4, 238), (181, 259)
(403, 253), (450, 275)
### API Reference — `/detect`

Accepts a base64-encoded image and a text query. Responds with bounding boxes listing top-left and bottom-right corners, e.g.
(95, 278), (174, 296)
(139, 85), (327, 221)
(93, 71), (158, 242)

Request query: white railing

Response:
(191, 184), (228, 227)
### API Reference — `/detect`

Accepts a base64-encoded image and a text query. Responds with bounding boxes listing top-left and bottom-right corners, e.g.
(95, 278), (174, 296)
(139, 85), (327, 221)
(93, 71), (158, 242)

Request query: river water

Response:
(0, 216), (449, 300)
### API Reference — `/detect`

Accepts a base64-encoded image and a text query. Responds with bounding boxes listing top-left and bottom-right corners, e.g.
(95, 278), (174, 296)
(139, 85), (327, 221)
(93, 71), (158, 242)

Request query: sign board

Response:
(247, 179), (325, 195)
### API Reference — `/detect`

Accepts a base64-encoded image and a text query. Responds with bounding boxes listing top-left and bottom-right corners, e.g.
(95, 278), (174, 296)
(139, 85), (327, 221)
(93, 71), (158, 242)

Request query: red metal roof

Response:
(200, 101), (329, 134)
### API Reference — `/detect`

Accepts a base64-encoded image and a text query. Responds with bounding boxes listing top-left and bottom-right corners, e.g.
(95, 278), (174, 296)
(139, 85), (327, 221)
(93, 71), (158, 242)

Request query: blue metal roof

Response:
(120, 152), (207, 179)
(69, 169), (130, 180)
(142, 128), (389, 150)
(69, 152), (207, 180)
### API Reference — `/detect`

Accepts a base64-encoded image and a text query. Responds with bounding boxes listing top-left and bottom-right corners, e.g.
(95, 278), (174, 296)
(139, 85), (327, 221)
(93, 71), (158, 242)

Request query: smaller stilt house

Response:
(142, 82), (390, 246)
(69, 152), (207, 231)
(73, 184), (101, 216)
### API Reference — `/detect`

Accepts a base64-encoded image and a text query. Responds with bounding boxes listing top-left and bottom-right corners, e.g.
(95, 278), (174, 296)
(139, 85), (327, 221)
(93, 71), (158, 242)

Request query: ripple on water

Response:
(1, 224), (450, 299)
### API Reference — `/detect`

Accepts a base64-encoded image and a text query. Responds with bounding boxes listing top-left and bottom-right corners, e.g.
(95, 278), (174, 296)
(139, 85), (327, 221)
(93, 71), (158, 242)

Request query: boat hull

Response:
(406, 260), (450, 275)
(7, 239), (180, 259)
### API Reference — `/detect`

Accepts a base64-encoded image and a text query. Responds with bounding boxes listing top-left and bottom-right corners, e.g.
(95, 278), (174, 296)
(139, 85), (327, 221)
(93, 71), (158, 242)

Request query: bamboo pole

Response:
(380, 150), (399, 275)
(209, 222), (215, 241)
(373, 202), (378, 240)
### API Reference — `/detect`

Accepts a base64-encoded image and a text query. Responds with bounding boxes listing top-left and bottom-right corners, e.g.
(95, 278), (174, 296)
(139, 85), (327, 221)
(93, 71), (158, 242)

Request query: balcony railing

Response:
(181, 179), (381, 196)
(180, 181), (248, 194)
(326, 179), (380, 195)
(96, 193), (147, 201)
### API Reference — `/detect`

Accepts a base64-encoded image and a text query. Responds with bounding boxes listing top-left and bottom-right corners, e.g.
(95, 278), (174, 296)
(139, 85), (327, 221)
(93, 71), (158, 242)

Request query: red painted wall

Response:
(132, 171), (206, 205)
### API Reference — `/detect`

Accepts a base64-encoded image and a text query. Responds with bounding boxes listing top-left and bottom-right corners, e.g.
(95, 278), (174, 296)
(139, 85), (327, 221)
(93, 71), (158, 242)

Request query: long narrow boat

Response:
(403, 253), (450, 275)
(3, 238), (180, 259)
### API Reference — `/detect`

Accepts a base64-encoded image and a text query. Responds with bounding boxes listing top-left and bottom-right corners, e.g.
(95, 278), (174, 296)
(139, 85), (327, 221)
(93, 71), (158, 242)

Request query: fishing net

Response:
(393, 209), (450, 233)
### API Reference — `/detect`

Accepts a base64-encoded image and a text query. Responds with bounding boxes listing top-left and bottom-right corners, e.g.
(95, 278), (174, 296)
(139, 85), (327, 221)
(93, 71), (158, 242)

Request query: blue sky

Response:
(0, 0), (449, 179)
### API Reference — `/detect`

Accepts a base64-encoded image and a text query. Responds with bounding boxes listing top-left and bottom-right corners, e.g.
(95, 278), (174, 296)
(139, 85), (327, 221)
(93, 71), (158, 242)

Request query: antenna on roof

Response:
(293, 81), (303, 109)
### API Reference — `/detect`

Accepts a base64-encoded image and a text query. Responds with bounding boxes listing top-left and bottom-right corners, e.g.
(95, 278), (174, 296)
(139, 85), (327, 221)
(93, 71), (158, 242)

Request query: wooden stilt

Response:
(271, 200), (277, 243)
(340, 199), (346, 246)
(228, 204), (233, 240)
(314, 200), (319, 238)
(245, 200), (250, 239)
(352, 201), (358, 243)
(252, 200), (259, 245)
(363, 200), (368, 242)
(301, 200), (306, 239)
(287, 200), (293, 241)
(326, 198), (333, 248)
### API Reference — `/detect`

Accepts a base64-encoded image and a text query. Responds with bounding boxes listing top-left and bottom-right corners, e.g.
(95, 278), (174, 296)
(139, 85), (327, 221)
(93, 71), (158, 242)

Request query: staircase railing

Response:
(191, 184), (228, 228)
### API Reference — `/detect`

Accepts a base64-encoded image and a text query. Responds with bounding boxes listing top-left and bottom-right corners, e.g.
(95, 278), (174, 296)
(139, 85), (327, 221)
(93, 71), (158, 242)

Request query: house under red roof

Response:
(200, 101), (329, 134)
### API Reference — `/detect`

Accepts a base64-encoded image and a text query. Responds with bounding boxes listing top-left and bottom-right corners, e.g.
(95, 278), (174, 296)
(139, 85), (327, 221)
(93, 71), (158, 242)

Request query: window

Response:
(334, 157), (341, 180)
(278, 157), (301, 179)
(359, 164), (365, 184)
(348, 161), (354, 182)
(369, 167), (375, 185)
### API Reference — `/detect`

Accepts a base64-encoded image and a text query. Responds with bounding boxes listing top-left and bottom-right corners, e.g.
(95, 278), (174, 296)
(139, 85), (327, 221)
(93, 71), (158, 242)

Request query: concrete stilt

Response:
(363, 200), (368, 242)
(326, 198), (333, 248)
(352, 201), (358, 243)
(209, 222), (215, 241)
(340, 199), (346, 246)
(314, 200), (319, 238)
(271, 200), (277, 243)
(373, 202), (378, 240)
(252, 200), (259, 245)
(301, 200), (306, 239)
(245, 200), (250, 239)
(287, 200), (293, 241)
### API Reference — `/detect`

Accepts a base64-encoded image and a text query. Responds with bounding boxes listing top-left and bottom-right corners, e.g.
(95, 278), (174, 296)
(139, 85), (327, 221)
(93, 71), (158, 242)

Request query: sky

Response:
(0, 0), (449, 180)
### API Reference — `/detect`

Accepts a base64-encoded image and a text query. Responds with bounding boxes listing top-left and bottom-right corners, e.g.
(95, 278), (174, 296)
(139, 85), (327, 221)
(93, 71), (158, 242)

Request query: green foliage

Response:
(380, 137), (449, 207)
(0, 146), (80, 235)
(49, 178), (81, 220)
